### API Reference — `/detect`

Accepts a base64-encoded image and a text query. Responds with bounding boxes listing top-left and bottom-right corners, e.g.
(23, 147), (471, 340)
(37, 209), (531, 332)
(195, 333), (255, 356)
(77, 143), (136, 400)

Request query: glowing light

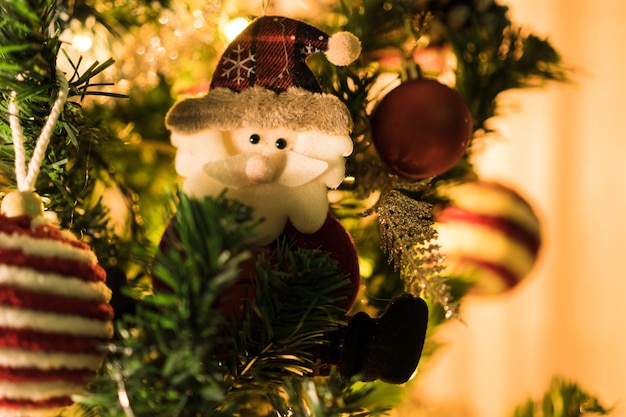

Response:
(193, 18), (205, 29)
(72, 33), (93, 52)
(192, 9), (205, 29)
(224, 18), (249, 42)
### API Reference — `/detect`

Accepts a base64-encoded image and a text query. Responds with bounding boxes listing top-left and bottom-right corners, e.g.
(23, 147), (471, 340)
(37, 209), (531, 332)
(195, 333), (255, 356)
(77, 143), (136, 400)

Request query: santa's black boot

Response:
(339, 294), (428, 384)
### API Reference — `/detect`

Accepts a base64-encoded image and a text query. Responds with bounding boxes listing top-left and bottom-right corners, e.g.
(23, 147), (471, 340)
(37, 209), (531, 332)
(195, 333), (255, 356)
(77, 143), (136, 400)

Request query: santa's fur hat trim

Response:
(166, 86), (353, 136)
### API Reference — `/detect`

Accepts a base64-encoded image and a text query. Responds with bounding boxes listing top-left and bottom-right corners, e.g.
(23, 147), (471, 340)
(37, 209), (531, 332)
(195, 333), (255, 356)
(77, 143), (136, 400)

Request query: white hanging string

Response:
(8, 69), (69, 192)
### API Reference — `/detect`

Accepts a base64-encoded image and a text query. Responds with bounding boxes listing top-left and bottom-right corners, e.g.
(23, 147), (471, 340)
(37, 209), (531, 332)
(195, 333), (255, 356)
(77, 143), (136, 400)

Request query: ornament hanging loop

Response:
(8, 68), (69, 192)
(3, 69), (69, 218)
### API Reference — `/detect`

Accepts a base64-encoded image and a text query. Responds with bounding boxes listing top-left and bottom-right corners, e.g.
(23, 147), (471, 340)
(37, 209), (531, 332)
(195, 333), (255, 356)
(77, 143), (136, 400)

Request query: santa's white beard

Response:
(182, 170), (330, 246)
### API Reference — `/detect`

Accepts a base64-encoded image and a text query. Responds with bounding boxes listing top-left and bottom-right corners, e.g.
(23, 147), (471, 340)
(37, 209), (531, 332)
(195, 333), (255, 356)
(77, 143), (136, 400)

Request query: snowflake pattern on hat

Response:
(220, 45), (256, 86)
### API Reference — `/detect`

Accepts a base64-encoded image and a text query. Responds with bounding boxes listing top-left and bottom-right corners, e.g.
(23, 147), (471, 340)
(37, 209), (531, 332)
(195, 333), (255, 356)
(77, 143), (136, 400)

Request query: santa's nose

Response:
(245, 153), (285, 184)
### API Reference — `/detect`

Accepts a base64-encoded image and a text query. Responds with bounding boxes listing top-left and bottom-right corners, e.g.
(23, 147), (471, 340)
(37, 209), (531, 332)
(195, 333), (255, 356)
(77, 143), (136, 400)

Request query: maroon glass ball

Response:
(371, 78), (472, 179)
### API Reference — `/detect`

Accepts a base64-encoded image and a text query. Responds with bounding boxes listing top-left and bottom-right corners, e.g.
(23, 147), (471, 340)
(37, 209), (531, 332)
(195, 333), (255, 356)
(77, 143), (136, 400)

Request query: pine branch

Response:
(85, 191), (392, 417)
(0, 0), (147, 270)
(512, 377), (611, 417)
(85, 192), (257, 417)
(430, 1), (568, 133)
(219, 239), (353, 413)
(280, 369), (396, 417)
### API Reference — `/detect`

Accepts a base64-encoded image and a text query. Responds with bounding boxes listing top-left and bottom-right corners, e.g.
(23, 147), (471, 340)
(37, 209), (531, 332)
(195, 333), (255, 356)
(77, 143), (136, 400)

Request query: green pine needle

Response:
(512, 377), (611, 417)
(84, 191), (391, 417)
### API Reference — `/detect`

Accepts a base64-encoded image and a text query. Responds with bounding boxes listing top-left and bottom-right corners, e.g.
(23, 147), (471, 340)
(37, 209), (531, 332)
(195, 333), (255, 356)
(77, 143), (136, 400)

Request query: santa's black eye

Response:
(249, 134), (261, 144)
(275, 138), (287, 149)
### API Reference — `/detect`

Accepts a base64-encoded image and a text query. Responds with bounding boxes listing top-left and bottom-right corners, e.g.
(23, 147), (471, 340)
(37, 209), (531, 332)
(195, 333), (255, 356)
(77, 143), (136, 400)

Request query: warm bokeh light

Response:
(71, 33), (93, 52)
(224, 17), (249, 42)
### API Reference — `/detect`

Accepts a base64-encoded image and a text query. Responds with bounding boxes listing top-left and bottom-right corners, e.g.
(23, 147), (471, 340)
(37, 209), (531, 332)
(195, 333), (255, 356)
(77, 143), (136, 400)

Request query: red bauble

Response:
(371, 78), (472, 179)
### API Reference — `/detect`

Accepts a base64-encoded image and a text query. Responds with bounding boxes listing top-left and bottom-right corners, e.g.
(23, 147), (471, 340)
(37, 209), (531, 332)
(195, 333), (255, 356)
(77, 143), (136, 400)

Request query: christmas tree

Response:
(0, 0), (613, 416)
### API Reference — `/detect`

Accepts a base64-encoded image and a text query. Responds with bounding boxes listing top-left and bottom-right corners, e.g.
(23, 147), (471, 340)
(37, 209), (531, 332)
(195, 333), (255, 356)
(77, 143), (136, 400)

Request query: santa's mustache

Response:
(202, 151), (329, 188)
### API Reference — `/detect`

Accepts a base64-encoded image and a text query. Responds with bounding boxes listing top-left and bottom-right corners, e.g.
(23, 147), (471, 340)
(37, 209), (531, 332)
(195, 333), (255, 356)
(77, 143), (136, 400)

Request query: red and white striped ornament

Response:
(435, 181), (541, 295)
(0, 70), (113, 416)
(0, 192), (113, 416)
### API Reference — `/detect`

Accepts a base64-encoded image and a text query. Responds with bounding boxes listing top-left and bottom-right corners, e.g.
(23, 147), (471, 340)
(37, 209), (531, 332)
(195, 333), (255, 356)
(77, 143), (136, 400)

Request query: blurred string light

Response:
(58, 0), (225, 95)
(229, 0), (332, 18)
(59, 16), (112, 85)
(71, 33), (93, 53)
(224, 17), (249, 42)
(54, 0), (349, 95)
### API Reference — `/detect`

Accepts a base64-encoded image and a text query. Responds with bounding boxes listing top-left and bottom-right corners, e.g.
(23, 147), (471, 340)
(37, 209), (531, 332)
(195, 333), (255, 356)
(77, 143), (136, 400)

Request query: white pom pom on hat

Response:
(326, 32), (362, 66)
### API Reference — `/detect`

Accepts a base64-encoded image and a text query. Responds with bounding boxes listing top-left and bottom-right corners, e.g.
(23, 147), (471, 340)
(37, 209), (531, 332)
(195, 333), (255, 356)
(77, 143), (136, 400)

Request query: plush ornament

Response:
(370, 78), (472, 179)
(0, 191), (113, 416)
(164, 15), (428, 384)
(166, 15), (359, 246)
(434, 181), (541, 295)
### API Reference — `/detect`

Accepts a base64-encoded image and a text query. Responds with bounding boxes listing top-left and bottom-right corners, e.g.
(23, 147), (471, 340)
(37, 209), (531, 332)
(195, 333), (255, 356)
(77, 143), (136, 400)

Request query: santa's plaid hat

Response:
(166, 16), (361, 136)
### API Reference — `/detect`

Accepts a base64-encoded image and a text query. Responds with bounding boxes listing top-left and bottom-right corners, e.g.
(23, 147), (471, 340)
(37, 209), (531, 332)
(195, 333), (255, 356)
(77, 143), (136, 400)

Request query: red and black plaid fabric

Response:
(211, 16), (330, 93)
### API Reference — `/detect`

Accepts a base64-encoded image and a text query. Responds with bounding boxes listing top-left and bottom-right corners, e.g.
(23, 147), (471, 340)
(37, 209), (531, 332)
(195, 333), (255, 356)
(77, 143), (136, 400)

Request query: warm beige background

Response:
(412, 1), (626, 416)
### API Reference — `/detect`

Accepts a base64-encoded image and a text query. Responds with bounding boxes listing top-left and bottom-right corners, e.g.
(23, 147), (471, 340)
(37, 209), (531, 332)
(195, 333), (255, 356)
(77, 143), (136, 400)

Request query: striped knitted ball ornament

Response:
(435, 181), (541, 295)
(0, 192), (113, 417)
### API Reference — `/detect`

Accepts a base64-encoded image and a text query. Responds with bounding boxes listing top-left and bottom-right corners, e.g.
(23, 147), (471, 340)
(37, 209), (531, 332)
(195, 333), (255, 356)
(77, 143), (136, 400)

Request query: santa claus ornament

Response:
(165, 16), (428, 384)
(435, 180), (542, 295)
(0, 70), (113, 416)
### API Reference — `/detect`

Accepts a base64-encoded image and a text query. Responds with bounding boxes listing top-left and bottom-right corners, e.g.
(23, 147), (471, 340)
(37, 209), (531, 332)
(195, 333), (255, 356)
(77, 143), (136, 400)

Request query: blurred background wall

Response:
(412, 1), (626, 416)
